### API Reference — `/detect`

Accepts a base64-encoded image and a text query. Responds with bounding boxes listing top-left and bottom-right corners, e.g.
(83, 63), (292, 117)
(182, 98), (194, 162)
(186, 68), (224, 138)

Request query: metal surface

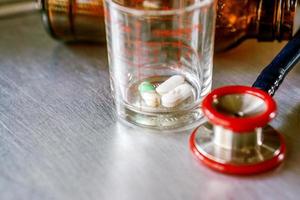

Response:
(0, 1), (37, 18)
(212, 93), (266, 117)
(212, 125), (263, 150)
(193, 123), (281, 165)
(1, 13), (300, 199)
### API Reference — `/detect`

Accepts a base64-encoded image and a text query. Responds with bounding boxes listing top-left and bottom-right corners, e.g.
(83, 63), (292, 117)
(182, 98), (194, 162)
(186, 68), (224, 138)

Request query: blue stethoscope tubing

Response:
(253, 30), (300, 95)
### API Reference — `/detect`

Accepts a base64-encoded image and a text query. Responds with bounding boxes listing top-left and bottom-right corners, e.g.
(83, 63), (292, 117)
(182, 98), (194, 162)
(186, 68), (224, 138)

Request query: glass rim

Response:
(104, 0), (215, 16)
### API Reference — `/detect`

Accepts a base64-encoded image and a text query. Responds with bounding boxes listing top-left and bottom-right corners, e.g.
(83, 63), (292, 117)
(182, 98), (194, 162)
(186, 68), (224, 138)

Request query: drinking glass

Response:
(104, 0), (216, 130)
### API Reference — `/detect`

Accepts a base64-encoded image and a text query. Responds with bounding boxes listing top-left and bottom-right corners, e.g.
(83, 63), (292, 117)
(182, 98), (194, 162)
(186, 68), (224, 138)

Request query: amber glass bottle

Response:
(39, 0), (300, 51)
(215, 0), (300, 51)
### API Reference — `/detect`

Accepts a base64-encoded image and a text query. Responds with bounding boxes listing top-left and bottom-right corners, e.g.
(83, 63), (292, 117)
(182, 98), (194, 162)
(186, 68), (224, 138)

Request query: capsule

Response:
(139, 81), (160, 107)
(161, 83), (193, 108)
(156, 75), (185, 95)
(143, 0), (161, 9)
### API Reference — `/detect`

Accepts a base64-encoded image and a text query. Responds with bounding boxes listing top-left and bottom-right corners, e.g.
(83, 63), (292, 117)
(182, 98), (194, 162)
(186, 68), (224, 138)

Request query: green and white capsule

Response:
(138, 81), (160, 107)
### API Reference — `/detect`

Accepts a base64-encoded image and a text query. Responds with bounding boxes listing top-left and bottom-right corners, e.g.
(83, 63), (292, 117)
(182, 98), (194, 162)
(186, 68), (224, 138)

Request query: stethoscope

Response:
(190, 31), (300, 175)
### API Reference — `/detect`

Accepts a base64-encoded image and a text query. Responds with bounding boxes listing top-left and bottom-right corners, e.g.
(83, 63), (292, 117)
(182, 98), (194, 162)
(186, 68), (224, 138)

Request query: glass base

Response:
(117, 105), (205, 131)
(117, 75), (204, 130)
(114, 74), (211, 130)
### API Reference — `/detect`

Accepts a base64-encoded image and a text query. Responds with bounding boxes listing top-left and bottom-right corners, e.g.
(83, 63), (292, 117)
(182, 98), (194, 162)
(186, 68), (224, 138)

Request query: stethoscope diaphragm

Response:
(189, 86), (286, 174)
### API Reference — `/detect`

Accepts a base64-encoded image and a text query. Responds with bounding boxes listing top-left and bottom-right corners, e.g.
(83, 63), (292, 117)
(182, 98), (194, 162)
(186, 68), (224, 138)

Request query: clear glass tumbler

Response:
(104, 0), (216, 130)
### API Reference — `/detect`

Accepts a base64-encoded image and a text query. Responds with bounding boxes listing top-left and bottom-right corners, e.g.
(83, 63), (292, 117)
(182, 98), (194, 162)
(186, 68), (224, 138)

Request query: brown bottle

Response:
(39, 0), (106, 42)
(39, 0), (300, 51)
(215, 0), (300, 51)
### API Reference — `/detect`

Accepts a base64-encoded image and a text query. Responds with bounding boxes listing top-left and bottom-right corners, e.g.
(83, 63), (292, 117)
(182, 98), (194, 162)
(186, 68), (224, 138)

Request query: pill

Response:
(139, 81), (160, 107)
(156, 75), (185, 95)
(141, 91), (160, 107)
(143, 0), (161, 9)
(161, 83), (193, 108)
(138, 81), (155, 93)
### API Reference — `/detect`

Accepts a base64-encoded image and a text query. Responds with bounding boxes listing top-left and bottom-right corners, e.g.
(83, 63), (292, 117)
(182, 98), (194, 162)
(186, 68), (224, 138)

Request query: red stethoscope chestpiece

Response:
(190, 85), (286, 175)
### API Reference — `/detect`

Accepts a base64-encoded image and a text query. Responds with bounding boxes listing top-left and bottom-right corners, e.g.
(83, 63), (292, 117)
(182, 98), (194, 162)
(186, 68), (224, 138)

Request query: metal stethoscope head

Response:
(190, 86), (286, 174)
(190, 31), (300, 175)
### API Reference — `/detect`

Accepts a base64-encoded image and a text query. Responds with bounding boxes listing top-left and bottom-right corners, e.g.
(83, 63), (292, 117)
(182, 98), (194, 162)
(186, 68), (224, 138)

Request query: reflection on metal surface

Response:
(194, 123), (282, 165)
(0, 1), (38, 18)
(212, 93), (266, 117)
